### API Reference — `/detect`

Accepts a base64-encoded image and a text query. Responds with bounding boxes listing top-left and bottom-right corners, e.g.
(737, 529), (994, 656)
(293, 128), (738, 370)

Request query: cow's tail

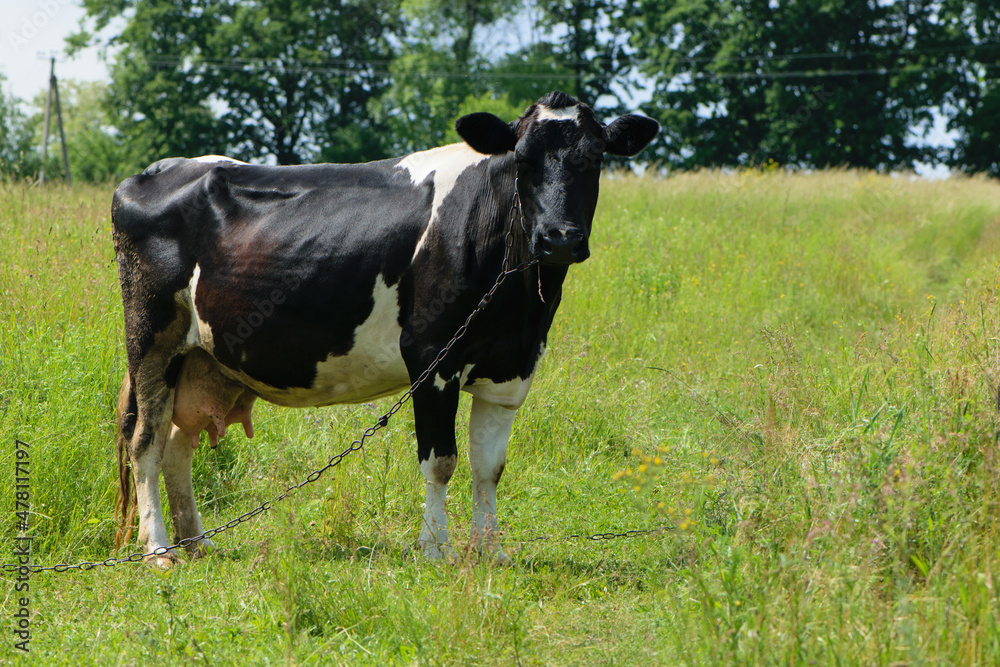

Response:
(114, 372), (138, 550)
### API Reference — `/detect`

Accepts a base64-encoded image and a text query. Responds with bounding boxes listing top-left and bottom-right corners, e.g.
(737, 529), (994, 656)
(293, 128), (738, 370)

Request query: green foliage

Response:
(67, 0), (645, 166)
(626, 0), (981, 171)
(532, 0), (629, 107)
(945, 1), (1000, 176)
(202, 0), (399, 164)
(75, 0), (397, 165)
(5, 171), (1000, 663)
(0, 75), (37, 178)
(80, 0), (228, 167)
(47, 0), (1000, 176)
(369, 0), (520, 153)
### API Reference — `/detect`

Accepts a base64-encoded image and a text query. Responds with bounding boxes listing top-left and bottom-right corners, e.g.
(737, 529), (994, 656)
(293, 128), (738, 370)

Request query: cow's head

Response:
(455, 91), (659, 265)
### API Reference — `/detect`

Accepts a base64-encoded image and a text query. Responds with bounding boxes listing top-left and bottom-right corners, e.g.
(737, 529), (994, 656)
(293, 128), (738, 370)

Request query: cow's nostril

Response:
(536, 230), (586, 264)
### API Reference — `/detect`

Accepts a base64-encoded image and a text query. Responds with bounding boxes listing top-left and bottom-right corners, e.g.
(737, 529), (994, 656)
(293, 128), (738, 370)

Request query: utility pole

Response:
(37, 52), (71, 185)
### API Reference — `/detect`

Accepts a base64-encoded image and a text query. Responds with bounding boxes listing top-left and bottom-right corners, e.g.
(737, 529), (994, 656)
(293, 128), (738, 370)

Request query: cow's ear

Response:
(602, 114), (660, 156)
(455, 112), (517, 154)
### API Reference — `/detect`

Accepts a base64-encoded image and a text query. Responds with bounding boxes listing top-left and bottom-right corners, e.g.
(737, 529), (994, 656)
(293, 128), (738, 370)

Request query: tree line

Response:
(2, 0), (1000, 181)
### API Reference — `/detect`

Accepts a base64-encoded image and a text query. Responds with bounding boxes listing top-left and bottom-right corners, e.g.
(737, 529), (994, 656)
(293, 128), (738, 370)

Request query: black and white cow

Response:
(112, 91), (658, 567)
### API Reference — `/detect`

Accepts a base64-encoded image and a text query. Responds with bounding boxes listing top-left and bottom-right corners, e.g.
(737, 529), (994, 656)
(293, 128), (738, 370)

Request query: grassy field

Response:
(2, 169), (1000, 664)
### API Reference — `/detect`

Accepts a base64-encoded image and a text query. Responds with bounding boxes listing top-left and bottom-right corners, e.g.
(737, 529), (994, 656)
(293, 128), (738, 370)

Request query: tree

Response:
(74, 0), (399, 165)
(0, 75), (37, 178)
(370, 0), (523, 154)
(202, 0), (400, 164)
(73, 0), (227, 167)
(627, 0), (966, 171)
(945, 0), (1000, 176)
(532, 0), (628, 107)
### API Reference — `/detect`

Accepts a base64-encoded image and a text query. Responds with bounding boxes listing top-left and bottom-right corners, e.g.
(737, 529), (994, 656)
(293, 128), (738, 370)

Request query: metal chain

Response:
(514, 527), (671, 547)
(3, 180), (537, 575)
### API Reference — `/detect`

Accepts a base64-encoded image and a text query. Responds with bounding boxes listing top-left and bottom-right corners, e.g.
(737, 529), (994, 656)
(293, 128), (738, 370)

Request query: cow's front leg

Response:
(469, 398), (516, 563)
(412, 381), (460, 559)
(161, 425), (215, 558)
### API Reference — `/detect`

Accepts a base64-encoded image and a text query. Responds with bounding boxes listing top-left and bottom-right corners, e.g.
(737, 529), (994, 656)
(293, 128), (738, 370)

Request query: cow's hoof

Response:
(143, 551), (182, 570)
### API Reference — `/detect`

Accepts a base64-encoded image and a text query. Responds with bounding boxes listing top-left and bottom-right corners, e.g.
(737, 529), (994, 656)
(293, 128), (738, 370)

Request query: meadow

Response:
(2, 169), (1000, 664)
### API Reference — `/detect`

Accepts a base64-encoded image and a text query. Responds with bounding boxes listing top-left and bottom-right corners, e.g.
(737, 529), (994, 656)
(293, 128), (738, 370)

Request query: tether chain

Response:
(2, 179), (665, 575)
(515, 527), (670, 547)
(3, 180), (537, 574)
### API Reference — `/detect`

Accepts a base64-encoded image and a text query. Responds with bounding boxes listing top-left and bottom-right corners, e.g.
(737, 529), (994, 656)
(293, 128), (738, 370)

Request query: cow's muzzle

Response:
(533, 227), (590, 265)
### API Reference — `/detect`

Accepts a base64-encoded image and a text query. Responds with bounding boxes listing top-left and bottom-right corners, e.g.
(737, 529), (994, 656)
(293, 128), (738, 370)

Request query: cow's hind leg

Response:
(128, 381), (179, 569)
(161, 424), (215, 558)
(469, 398), (516, 563)
(412, 381), (461, 559)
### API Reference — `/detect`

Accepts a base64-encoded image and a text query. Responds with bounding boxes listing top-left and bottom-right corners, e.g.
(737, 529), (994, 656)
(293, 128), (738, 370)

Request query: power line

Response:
(690, 63), (1000, 80)
(665, 41), (1000, 65)
(142, 57), (579, 81)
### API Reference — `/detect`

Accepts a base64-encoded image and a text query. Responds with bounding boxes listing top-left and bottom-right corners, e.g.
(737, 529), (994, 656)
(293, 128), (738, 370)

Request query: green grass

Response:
(3, 169), (1000, 664)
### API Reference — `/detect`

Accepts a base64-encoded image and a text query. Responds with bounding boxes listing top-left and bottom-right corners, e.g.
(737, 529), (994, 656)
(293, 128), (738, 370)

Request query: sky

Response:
(2, 0), (109, 103)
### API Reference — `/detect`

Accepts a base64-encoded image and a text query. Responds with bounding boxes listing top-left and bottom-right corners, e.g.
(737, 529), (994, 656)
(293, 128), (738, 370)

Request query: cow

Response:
(112, 90), (658, 568)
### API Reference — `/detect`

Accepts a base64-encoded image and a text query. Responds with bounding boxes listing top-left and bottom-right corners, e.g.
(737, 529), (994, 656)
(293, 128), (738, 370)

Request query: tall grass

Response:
(2, 170), (1000, 664)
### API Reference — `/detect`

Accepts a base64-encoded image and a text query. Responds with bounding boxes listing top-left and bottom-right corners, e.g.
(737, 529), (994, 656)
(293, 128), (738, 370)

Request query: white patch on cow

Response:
(433, 367), (469, 391)
(419, 451), (457, 558)
(464, 376), (535, 408)
(461, 345), (543, 409)
(184, 264), (215, 350)
(397, 143), (490, 260)
(536, 105), (580, 123)
(230, 275), (409, 407)
(433, 372), (451, 391)
(190, 155), (248, 165)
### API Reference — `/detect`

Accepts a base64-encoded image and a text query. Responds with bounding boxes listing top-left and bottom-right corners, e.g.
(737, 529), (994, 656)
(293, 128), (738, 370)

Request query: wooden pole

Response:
(52, 73), (71, 184)
(39, 57), (54, 185)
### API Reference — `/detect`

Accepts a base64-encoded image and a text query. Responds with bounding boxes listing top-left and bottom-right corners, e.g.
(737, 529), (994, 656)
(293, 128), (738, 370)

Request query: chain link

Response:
(2, 181), (663, 575)
(512, 527), (671, 548)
